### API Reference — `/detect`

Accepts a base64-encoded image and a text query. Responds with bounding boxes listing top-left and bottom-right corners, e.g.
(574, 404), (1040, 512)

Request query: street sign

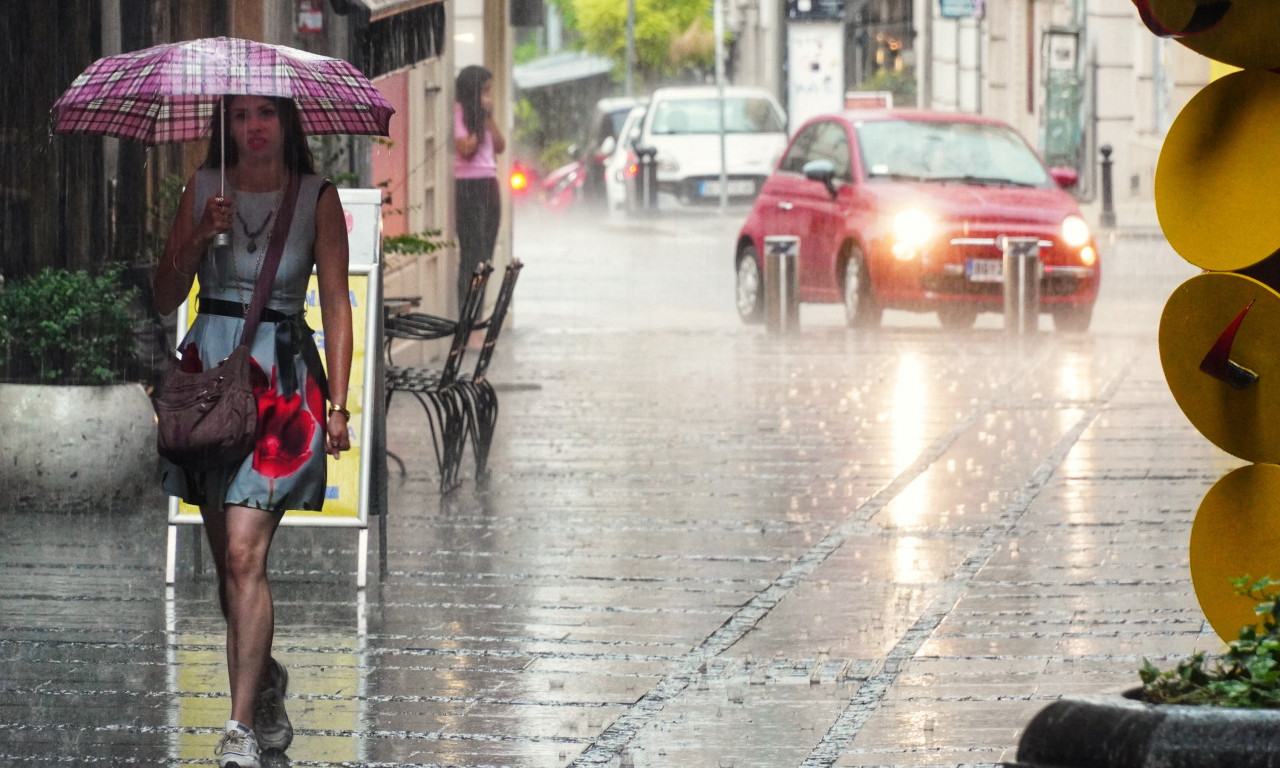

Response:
(939, 0), (982, 19)
(787, 0), (843, 21)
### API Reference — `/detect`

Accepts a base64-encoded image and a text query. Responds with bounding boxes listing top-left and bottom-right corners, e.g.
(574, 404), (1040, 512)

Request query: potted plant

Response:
(0, 265), (157, 512)
(1008, 576), (1280, 768)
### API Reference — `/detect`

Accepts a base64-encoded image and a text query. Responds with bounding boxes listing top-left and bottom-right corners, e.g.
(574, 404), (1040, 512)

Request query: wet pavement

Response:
(0, 206), (1237, 767)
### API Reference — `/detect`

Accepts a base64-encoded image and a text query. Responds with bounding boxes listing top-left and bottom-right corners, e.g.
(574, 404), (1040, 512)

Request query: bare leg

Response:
(201, 504), (234, 683)
(204, 503), (284, 729)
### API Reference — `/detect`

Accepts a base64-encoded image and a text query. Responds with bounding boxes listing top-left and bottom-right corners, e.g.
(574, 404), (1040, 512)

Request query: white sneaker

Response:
(216, 721), (260, 768)
(254, 658), (293, 752)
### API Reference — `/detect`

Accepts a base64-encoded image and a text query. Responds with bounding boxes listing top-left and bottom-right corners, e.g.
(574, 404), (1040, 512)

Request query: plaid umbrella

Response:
(51, 36), (394, 144)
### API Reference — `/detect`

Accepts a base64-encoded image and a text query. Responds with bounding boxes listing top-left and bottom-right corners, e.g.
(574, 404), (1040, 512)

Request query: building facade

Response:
(725, 0), (1210, 229)
(2, 0), (467, 327)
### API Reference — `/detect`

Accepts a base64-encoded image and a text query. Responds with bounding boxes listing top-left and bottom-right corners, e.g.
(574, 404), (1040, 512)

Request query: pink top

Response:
(454, 103), (496, 180)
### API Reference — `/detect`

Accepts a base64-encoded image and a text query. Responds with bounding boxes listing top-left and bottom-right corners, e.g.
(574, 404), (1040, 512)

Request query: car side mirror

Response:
(567, 143), (581, 160)
(803, 159), (839, 200)
(1049, 166), (1079, 189)
(599, 136), (617, 156)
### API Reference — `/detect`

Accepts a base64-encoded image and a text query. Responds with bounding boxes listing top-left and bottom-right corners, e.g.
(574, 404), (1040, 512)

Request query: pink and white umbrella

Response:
(51, 36), (394, 144)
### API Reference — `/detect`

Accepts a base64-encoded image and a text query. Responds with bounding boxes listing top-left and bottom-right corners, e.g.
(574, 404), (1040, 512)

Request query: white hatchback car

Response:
(603, 105), (647, 211)
(635, 86), (788, 206)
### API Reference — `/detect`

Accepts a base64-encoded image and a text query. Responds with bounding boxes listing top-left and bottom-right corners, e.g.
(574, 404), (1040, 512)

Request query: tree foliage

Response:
(573, 0), (714, 82)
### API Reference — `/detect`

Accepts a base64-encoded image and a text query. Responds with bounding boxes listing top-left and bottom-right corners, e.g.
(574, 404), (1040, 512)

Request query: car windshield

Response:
(649, 97), (785, 135)
(608, 108), (634, 137)
(855, 119), (1052, 187)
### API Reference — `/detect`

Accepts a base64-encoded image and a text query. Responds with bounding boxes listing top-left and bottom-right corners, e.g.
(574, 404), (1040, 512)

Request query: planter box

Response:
(1008, 691), (1280, 768)
(0, 382), (156, 512)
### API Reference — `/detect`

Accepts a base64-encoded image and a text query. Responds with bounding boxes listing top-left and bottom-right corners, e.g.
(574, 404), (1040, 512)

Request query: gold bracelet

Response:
(328, 404), (351, 420)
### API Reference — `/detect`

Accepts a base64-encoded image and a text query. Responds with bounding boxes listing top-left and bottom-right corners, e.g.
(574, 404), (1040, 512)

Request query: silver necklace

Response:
(234, 187), (283, 254)
(230, 188), (283, 317)
(236, 207), (272, 254)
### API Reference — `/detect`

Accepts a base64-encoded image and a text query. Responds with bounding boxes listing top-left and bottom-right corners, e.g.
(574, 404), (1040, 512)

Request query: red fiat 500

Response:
(734, 109), (1100, 331)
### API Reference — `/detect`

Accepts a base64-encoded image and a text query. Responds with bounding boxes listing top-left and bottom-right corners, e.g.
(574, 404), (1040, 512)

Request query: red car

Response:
(734, 109), (1100, 331)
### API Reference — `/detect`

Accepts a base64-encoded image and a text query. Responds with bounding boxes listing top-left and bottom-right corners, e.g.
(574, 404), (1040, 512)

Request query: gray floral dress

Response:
(160, 170), (331, 513)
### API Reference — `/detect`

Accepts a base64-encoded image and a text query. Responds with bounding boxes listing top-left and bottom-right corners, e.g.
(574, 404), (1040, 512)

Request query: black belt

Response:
(195, 297), (328, 400)
(198, 298), (293, 323)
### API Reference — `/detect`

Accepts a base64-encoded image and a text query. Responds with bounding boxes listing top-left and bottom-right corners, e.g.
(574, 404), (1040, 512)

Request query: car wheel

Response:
(736, 243), (765, 324)
(937, 305), (978, 330)
(1053, 304), (1093, 332)
(843, 246), (881, 328)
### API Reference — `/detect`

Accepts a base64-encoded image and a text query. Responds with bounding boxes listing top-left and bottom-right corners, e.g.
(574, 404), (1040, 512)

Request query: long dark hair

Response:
(202, 95), (317, 175)
(456, 65), (492, 143)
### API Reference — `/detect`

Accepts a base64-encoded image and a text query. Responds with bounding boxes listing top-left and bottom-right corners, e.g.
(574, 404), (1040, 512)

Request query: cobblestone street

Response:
(0, 209), (1231, 767)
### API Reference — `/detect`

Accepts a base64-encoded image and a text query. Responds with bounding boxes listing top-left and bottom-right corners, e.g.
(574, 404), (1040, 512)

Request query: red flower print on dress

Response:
(249, 357), (271, 395)
(253, 367), (320, 479)
(305, 373), (324, 424)
(177, 342), (203, 373)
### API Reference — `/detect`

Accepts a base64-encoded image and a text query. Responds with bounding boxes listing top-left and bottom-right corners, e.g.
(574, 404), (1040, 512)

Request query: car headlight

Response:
(1061, 215), (1091, 248)
(892, 209), (934, 257)
(657, 156), (680, 173)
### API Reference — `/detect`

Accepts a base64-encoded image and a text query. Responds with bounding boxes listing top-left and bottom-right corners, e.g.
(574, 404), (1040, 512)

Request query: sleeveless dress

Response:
(160, 169), (330, 514)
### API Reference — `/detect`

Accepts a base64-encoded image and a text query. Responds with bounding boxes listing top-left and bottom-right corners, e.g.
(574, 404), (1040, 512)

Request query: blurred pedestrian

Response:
(152, 94), (354, 768)
(454, 64), (506, 308)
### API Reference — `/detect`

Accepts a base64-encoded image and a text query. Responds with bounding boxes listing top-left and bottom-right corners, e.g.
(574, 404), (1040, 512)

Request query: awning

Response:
(330, 0), (446, 78)
(513, 52), (615, 91)
(338, 0), (443, 23)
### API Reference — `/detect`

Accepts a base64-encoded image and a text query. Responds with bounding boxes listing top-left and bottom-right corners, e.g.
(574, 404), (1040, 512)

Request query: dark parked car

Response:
(734, 109), (1100, 331)
(540, 97), (644, 210)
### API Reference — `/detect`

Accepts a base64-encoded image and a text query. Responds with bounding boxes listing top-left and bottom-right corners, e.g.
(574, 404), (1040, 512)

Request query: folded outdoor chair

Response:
(384, 261), (493, 493)
(456, 258), (523, 483)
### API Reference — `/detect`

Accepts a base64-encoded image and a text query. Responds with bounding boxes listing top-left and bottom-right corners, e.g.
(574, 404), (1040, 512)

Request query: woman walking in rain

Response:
(153, 94), (353, 768)
(454, 64), (506, 307)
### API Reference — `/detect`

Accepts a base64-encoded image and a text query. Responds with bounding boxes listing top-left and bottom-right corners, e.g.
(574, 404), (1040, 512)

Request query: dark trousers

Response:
(455, 177), (501, 309)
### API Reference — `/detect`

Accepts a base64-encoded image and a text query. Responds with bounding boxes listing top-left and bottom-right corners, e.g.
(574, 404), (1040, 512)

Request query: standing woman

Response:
(152, 95), (353, 768)
(454, 65), (506, 307)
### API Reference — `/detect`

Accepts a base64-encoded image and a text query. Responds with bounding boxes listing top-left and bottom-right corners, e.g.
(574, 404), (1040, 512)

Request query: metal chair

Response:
(384, 261), (493, 493)
(456, 259), (523, 483)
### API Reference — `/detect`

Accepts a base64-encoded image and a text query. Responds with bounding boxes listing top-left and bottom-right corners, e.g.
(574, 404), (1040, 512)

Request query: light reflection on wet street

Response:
(0, 206), (1237, 767)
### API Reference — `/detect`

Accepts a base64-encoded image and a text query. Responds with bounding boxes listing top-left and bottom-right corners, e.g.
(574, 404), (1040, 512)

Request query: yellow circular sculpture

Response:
(1190, 464), (1280, 641)
(1155, 70), (1280, 272)
(1135, 0), (1280, 70)
(1159, 271), (1280, 464)
(1133, 0), (1280, 670)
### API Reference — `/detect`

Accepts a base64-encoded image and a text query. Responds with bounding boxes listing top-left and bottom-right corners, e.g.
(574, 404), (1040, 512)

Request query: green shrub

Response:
(541, 140), (576, 172)
(382, 229), (452, 256)
(1140, 576), (1280, 707)
(0, 267), (138, 385)
(851, 69), (918, 108)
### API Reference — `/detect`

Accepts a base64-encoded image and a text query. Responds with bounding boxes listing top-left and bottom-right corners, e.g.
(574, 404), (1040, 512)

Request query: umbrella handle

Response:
(213, 99), (231, 249)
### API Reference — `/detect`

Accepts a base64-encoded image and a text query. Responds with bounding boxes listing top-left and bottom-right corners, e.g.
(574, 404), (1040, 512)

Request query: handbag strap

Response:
(239, 173), (301, 346)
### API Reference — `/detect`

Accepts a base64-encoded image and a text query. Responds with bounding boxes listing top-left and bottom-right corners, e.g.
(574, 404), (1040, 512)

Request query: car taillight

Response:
(625, 152), (639, 178)
(510, 170), (529, 192)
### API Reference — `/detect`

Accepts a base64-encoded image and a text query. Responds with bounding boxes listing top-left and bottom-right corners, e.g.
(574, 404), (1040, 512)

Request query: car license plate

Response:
(699, 179), (755, 196)
(966, 258), (1003, 283)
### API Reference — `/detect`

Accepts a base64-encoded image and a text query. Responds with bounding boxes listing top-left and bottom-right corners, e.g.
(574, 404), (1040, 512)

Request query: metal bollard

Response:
(999, 236), (1042, 334)
(1100, 144), (1116, 228)
(634, 146), (658, 213)
(764, 235), (800, 334)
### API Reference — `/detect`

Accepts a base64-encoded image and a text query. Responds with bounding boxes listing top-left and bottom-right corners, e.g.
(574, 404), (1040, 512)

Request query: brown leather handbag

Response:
(154, 176), (299, 470)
